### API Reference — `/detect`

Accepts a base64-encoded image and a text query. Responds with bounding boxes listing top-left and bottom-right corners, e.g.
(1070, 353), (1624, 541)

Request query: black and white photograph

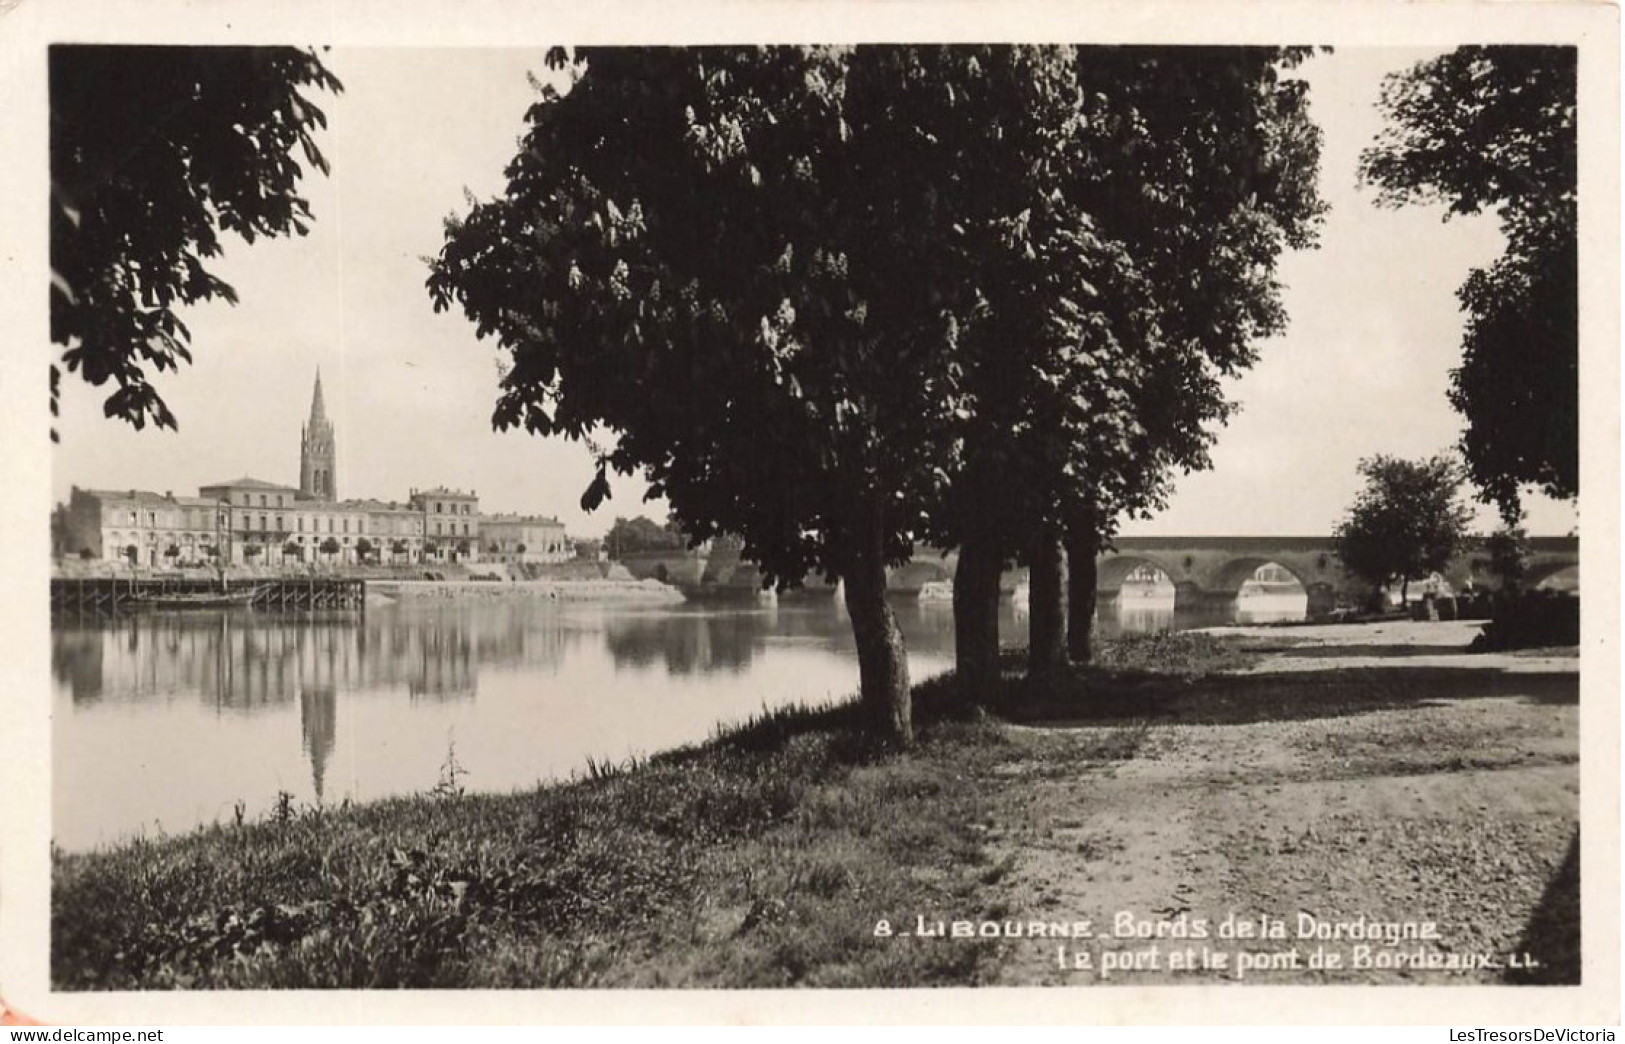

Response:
(1, 0), (1616, 1028)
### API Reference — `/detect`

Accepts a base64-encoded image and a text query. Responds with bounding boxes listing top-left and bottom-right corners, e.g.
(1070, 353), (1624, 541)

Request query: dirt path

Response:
(980, 623), (1580, 985)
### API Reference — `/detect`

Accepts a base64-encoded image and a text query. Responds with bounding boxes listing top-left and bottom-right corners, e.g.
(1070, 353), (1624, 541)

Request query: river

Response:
(52, 587), (1304, 851)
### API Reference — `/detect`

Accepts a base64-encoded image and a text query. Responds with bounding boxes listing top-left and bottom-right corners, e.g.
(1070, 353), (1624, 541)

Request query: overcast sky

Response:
(48, 46), (1580, 538)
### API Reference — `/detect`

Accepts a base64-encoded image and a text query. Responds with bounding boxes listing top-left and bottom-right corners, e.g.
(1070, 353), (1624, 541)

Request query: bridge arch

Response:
(1098, 550), (1329, 620)
(1527, 562), (1580, 589)
(1206, 556), (1309, 595)
(1206, 556), (1318, 621)
(1097, 553), (1180, 594)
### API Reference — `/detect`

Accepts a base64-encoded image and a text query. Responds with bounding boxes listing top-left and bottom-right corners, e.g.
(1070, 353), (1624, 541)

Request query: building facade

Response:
(481, 514), (570, 564)
(58, 374), (558, 569)
(410, 487), (482, 563)
(63, 487), (224, 566)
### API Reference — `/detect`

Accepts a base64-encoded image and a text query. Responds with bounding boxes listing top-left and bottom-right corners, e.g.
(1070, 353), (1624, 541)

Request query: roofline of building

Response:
(199, 478), (302, 492)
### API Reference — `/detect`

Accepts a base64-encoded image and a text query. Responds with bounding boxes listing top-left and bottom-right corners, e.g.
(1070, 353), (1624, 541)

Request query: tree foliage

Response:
(1484, 525), (1530, 594)
(1360, 46), (1576, 522)
(50, 46), (343, 435)
(427, 46), (1323, 740)
(929, 47), (1326, 683)
(605, 515), (687, 555)
(1334, 454), (1475, 604)
(429, 46), (977, 742)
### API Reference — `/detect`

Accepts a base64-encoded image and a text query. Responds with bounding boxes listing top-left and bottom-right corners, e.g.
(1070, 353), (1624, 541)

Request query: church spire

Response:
(300, 368), (337, 501)
(309, 368), (328, 426)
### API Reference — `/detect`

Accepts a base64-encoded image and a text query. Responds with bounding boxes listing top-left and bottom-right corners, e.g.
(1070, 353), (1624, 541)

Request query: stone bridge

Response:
(616, 536), (1578, 618)
(890, 535), (1579, 619)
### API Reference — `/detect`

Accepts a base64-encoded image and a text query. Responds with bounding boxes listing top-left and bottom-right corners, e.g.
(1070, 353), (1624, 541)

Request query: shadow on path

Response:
(1242, 644), (1485, 659)
(1505, 828), (1581, 985)
(1005, 664), (1578, 728)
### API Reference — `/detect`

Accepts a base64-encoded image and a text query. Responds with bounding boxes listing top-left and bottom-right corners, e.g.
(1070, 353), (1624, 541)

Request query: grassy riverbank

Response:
(52, 628), (1580, 989)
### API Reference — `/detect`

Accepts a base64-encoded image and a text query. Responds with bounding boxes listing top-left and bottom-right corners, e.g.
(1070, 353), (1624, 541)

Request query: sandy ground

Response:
(978, 621), (1579, 985)
(1204, 618), (1580, 674)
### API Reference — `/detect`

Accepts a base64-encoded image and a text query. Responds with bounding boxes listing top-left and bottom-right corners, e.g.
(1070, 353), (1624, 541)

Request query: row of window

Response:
(489, 541), (569, 553)
(218, 514), (431, 535)
(230, 492), (290, 508)
(112, 501), (480, 527)
(107, 512), (432, 536)
(430, 501), (475, 515)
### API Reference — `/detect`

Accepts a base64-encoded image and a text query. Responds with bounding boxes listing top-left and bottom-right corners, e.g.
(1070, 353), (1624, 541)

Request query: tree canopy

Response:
(1334, 453), (1475, 604)
(1360, 46), (1576, 523)
(928, 48), (1326, 684)
(428, 46), (1325, 741)
(605, 515), (687, 555)
(50, 45), (343, 436)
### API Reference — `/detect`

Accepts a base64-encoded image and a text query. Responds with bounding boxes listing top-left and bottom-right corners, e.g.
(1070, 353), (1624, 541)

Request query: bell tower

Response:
(300, 369), (337, 501)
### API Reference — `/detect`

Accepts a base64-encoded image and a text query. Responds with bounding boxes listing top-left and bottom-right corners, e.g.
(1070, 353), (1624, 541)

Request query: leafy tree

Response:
(243, 543), (262, 560)
(432, 47), (1033, 743)
(283, 540), (303, 561)
(320, 536), (341, 562)
(1334, 454), (1475, 606)
(50, 46), (343, 436)
(428, 46), (1323, 741)
(1484, 525), (1530, 596)
(1360, 46), (1576, 524)
(605, 515), (687, 556)
(355, 537), (374, 562)
(391, 539), (409, 561)
(931, 47), (1326, 690)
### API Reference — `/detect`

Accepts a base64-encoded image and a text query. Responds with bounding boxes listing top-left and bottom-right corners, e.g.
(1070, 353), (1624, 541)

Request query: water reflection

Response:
(300, 686), (337, 801)
(601, 608), (763, 674)
(52, 591), (1299, 851)
(50, 604), (595, 710)
(1097, 594), (1307, 635)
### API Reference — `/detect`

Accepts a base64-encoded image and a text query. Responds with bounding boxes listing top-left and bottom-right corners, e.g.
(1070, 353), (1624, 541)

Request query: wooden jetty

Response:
(51, 577), (366, 615)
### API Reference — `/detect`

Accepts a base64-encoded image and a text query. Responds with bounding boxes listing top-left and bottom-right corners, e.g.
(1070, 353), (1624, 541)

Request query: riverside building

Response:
(59, 373), (555, 568)
(480, 514), (571, 565)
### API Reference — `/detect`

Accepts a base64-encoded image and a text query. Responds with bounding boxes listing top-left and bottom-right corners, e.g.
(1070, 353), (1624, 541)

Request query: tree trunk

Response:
(1027, 527), (1068, 684)
(841, 518), (912, 747)
(1400, 577), (1409, 608)
(953, 530), (1004, 706)
(1065, 529), (1100, 665)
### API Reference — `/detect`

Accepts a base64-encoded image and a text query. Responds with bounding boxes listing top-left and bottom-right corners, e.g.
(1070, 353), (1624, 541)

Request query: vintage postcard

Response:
(1, 0), (1617, 1027)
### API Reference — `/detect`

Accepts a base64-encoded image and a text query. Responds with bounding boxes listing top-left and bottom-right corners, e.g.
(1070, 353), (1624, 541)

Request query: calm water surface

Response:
(52, 589), (1302, 851)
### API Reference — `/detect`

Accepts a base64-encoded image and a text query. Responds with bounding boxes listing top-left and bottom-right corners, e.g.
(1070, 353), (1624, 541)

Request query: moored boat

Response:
(123, 586), (263, 610)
